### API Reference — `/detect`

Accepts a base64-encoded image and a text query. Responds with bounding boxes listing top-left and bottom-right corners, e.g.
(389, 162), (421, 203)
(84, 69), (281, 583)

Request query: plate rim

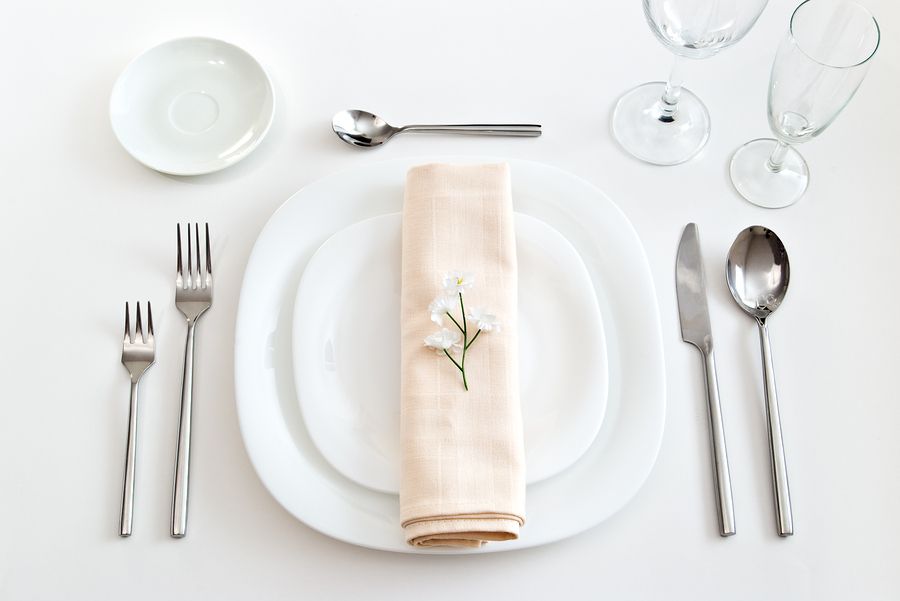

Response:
(234, 157), (666, 553)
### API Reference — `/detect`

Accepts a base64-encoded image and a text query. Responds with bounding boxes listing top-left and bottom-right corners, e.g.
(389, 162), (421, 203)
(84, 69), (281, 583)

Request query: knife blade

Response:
(676, 222), (714, 349)
(676, 223), (736, 537)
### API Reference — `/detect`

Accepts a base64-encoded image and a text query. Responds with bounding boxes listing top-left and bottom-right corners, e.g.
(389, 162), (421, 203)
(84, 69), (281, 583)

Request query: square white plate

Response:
(234, 158), (665, 553)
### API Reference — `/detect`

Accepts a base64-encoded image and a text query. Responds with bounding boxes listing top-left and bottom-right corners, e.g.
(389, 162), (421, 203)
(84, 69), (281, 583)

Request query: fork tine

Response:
(124, 302), (131, 344)
(177, 224), (183, 280)
(205, 223), (212, 276)
(147, 302), (154, 341)
(194, 222), (202, 286)
(136, 302), (144, 344)
(187, 222), (193, 286)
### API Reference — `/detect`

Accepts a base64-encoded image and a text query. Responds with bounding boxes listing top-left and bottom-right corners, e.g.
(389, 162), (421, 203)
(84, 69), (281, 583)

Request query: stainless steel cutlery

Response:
(676, 224), (736, 537)
(331, 109), (542, 148)
(726, 226), (793, 537)
(120, 301), (155, 537)
(677, 222), (795, 538)
(117, 224), (212, 538)
(172, 223), (213, 538)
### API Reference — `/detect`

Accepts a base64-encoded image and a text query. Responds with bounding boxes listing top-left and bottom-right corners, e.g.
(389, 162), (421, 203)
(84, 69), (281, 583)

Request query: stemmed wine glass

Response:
(612, 0), (769, 165)
(729, 0), (880, 208)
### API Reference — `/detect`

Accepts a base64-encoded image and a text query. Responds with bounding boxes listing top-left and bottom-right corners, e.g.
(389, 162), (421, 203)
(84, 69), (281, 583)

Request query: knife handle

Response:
(702, 349), (736, 536)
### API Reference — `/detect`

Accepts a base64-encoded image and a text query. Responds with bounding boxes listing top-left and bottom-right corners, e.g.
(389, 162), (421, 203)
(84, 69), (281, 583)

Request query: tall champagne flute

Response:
(730, 0), (880, 208)
(612, 0), (769, 165)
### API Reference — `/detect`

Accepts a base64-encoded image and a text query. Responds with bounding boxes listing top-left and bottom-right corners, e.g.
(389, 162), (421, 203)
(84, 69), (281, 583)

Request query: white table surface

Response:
(2, 0), (899, 599)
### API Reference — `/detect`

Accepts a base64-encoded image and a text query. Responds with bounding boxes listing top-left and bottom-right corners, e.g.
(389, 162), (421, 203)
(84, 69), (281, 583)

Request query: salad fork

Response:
(120, 301), (155, 537)
(171, 223), (212, 538)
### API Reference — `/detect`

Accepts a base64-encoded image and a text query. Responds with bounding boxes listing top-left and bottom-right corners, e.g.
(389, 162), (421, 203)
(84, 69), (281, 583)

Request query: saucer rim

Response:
(108, 35), (276, 176)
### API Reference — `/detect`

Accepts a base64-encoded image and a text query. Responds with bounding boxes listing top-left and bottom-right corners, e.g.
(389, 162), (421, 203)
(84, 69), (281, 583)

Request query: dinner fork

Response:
(171, 223), (212, 538)
(120, 301), (155, 537)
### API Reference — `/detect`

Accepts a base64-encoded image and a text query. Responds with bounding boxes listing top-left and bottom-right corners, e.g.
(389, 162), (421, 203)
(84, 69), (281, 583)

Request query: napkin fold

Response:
(399, 163), (526, 548)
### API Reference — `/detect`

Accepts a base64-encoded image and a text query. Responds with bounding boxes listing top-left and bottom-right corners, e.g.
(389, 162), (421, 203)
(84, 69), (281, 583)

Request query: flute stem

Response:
(766, 141), (791, 173)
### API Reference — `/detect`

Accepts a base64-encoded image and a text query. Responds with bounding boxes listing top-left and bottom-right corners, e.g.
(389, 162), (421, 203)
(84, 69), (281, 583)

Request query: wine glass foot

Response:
(730, 138), (809, 209)
(611, 82), (710, 166)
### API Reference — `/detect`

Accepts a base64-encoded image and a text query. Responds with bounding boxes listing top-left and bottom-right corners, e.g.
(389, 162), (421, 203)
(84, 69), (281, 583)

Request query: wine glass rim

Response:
(789, 0), (880, 69)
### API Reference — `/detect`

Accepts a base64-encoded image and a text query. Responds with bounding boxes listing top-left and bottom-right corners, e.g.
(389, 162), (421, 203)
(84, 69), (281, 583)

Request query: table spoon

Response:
(726, 226), (794, 537)
(331, 109), (541, 147)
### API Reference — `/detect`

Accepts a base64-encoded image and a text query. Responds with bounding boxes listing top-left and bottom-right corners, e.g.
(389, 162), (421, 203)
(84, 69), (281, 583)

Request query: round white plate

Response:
(292, 212), (609, 494)
(234, 158), (666, 553)
(109, 37), (274, 175)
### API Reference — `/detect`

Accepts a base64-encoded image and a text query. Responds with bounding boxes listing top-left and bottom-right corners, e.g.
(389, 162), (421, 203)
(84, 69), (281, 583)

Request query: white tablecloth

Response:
(2, 0), (898, 598)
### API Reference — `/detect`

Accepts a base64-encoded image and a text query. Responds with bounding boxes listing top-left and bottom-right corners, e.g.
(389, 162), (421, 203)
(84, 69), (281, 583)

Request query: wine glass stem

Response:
(767, 141), (791, 173)
(659, 57), (684, 123)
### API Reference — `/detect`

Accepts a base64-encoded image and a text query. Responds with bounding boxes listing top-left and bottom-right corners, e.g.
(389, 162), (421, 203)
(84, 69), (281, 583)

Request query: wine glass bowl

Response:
(644, 0), (768, 58)
(613, 0), (769, 165)
(731, 0), (880, 208)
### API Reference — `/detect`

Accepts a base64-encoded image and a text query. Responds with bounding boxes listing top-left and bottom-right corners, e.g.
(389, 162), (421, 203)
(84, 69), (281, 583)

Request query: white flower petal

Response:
(424, 328), (462, 353)
(428, 294), (458, 326)
(442, 270), (475, 295)
(466, 307), (501, 332)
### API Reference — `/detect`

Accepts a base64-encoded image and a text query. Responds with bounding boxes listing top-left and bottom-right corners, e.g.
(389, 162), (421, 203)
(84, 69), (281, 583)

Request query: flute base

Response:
(611, 82), (710, 166)
(730, 138), (809, 209)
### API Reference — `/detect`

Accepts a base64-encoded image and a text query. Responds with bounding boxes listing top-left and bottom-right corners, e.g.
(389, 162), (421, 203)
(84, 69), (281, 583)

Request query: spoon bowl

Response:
(332, 110), (398, 147)
(726, 225), (790, 321)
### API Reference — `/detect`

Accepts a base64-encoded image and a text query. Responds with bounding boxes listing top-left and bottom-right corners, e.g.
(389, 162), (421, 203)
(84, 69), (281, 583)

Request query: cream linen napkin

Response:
(399, 163), (526, 548)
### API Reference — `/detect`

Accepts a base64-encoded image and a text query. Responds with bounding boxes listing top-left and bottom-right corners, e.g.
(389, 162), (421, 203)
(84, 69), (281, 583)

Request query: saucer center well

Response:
(169, 91), (219, 134)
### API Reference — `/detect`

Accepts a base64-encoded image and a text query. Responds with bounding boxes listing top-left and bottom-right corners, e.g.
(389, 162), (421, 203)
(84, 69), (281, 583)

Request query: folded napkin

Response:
(399, 163), (526, 548)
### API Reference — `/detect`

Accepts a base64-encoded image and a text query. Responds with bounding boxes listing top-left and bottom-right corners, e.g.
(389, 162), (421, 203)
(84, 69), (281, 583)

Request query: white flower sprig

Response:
(423, 271), (500, 391)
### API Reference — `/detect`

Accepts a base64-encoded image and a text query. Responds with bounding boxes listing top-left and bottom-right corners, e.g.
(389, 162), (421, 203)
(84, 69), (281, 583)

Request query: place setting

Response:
(106, 0), (880, 553)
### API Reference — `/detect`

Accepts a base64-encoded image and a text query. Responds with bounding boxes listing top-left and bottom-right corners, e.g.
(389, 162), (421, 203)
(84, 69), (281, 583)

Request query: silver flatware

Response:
(726, 226), (793, 537)
(676, 223), (736, 537)
(171, 223), (212, 538)
(331, 109), (542, 148)
(120, 301), (155, 537)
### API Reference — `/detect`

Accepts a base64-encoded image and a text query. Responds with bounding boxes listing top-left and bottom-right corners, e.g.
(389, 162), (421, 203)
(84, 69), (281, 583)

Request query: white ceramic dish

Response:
(234, 158), (666, 553)
(292, 212), (609, 494)
(109, 37), (274, 175)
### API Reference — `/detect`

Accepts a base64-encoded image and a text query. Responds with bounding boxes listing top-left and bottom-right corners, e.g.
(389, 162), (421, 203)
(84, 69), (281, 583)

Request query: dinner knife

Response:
(676, 223), (736, 537)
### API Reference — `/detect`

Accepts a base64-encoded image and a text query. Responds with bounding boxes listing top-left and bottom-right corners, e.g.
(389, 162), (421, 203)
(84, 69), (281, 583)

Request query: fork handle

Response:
(171, 321), (197, 538)
(120, 381), (139, 537)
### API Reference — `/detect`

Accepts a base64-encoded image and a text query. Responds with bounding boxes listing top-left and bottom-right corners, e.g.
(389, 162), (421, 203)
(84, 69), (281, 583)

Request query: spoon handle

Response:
(401, 124), (542, 137)
(757, 319), (794, 536)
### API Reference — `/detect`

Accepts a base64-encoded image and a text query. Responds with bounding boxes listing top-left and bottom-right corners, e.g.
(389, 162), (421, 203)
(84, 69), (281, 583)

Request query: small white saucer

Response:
(110, 37), (275, 176)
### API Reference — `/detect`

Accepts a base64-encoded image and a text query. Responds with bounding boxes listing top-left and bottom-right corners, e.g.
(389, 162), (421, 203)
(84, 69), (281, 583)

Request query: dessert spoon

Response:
(726, 225), (794, 537)
(332, 109), (541, 147)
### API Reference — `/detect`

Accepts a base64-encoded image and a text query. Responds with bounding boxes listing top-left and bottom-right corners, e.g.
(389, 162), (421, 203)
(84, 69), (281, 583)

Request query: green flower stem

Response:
(458, 293), (469, 391)
(465, 329), (481, 350)
(446, 312), (464, 334)
(443, 349), (464, 373)
(439, 292), (475, 391)
(458, 293), (467, 335)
